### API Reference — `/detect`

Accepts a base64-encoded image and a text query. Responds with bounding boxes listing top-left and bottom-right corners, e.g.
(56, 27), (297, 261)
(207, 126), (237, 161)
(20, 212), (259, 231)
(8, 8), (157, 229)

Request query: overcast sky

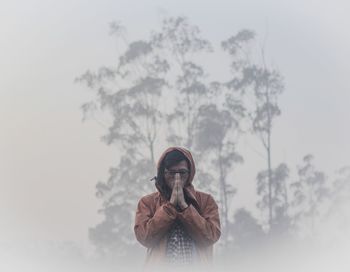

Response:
(0, 0), (349, 249)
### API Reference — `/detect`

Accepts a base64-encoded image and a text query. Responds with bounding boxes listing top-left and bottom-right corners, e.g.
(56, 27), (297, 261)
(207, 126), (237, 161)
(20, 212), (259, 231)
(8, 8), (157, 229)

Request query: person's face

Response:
(164, 160), (190, 190)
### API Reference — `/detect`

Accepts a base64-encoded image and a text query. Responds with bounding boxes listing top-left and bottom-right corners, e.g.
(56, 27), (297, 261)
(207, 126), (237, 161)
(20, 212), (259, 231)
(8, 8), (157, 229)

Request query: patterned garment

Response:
(166, 220), (197, 265)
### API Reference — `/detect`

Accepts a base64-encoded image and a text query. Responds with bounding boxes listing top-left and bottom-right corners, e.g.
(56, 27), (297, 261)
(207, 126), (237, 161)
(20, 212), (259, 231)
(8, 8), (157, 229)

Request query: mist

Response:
(1, 0), (349, 271)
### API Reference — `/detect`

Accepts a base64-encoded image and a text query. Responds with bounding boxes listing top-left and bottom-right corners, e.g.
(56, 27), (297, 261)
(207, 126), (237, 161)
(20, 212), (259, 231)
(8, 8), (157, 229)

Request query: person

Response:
(134, 146), (221, 268)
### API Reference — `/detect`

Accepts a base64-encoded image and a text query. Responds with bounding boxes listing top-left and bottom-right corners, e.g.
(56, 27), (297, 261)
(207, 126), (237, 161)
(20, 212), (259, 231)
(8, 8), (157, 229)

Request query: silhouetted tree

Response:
(77, 21), (168, 258)
(153, 17), (212, 150)
(290, 154), (329, 235)
(257, 163), (291, 234)
(194, 102), (243, 245)
(248, 62), (285, 230)
(327, 166), (350, 237)
(154, 17), (217, 194)
(229, 208), (265, 252)
(331, 165), (350, 208)
(222, 30), (286, 231)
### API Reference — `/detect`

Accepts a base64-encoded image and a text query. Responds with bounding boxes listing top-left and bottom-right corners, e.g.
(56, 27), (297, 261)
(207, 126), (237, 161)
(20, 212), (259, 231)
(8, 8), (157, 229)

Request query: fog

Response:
(1, 0), (349, 271)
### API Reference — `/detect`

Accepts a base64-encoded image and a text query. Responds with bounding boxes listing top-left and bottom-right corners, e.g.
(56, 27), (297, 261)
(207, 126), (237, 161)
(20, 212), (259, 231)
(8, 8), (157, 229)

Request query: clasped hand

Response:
(169, 173), (188, 210)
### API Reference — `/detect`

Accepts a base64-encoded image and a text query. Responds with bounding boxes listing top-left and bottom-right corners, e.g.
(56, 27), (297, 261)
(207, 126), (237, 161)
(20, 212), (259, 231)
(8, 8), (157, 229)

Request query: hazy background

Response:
(1, 0), (349, 270)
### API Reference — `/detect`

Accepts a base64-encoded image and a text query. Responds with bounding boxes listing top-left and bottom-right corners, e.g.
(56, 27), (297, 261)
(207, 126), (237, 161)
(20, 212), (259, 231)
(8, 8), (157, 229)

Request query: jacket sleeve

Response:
(177, 194), (221, 246)
(134, 196), (177, 248)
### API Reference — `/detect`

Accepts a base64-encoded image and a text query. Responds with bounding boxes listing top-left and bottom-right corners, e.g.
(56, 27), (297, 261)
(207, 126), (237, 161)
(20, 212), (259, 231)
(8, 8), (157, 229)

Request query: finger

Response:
(176, 185), (180, 201)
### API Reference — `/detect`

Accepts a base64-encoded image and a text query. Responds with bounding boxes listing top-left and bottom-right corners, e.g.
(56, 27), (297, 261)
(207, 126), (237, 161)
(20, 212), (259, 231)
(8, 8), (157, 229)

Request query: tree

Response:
(156, 17), (212, 150)
(77, 21), (169, 258)
(245, 58), (284, 231)
(229, 208), (265, 252)
(290, 154), (329, 236)
(331, 165), (350, 208)
(194, 102), (244, 245)
(327, 166), (350, 238)
(248, 63), (285, 231)
(153, 17), (221, 196)
(257, 163), (291, 234)
(222, 30), (286, 232)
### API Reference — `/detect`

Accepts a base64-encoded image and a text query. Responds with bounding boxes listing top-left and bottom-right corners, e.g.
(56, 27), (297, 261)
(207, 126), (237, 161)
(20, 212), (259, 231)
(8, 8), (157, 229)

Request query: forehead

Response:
(167, 160), (189, 170)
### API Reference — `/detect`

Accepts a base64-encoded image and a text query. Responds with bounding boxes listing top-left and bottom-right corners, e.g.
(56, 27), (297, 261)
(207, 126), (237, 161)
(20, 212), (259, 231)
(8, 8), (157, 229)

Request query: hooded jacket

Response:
(134, 147), (221, 266)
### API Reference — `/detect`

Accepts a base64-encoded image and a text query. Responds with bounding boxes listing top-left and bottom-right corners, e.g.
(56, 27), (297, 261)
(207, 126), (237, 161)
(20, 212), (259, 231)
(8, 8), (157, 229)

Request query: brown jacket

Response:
(134, 147), (221, 266)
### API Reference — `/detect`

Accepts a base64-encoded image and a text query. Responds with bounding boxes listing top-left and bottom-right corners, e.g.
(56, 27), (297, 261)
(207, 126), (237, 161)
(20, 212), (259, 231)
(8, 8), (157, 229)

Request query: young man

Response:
(134, 147), (221, 267)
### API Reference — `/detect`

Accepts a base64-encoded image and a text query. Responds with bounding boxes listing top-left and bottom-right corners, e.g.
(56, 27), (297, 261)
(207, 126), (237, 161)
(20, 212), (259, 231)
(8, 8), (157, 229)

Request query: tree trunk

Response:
(218, 148), (229, 245)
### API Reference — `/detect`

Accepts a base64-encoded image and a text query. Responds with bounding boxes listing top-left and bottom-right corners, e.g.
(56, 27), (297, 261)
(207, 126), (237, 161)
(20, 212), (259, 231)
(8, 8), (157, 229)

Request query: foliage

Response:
(256, 163), (291, 234)
(290, 154), (330, 235)
(76, 16), (337, 258)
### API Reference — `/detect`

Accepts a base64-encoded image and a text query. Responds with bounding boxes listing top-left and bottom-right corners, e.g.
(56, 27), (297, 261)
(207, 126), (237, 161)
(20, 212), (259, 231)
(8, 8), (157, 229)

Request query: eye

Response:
(164, 169), (189, 177)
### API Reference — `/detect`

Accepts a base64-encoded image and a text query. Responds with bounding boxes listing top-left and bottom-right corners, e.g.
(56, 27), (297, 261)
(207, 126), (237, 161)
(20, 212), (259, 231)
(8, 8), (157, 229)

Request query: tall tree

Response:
(222, 30), (287, 231)
(204, 30), (257, 244)
(290, 154), (329, 235)
(77, 21), (169, 258)
(194, 101), (244, 245)
(242, 52), (285, 230)
(155, 17), (220, 196)
(257, 163), (290, 234)
(156, 17), (212, 149)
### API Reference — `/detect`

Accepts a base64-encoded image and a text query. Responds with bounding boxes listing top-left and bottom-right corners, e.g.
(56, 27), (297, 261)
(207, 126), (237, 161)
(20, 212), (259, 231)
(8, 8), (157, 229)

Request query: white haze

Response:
(0, 0), (349, 271)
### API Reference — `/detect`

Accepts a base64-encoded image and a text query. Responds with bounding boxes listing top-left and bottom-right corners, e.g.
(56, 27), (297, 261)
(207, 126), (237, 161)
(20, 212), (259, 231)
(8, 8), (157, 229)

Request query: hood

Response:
(156, 146), (196, 185)
(155, 147), (199, 209)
